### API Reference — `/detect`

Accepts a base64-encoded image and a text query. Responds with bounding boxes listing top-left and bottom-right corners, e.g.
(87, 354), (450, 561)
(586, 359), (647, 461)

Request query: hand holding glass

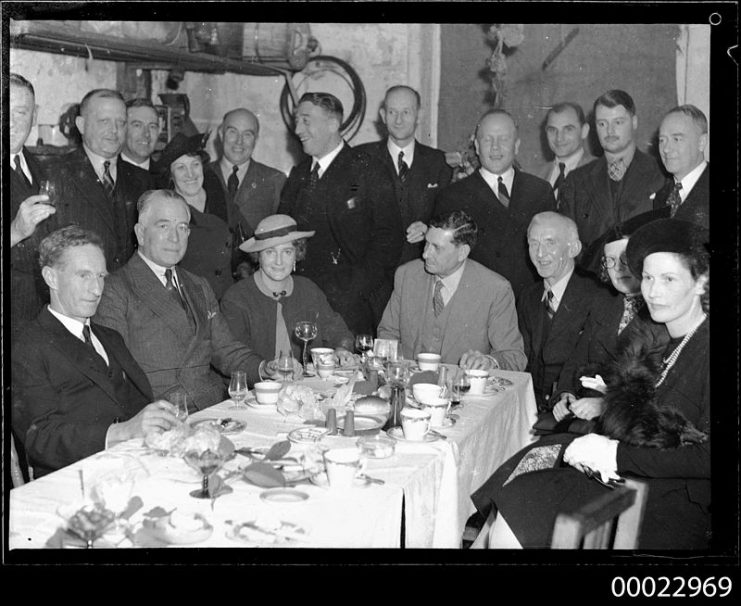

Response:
(169, 391), (189, 421)
(38, 180), (58, 206)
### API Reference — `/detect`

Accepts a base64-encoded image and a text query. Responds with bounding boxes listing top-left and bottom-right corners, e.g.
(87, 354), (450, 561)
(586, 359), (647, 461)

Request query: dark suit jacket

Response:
(48, 147), (154, 272)
(434, 168), (556, 298)
(558, 149), (666, 273)
(651, 163), (709, 229)
(517, 269), (606, 411)
(12, 307), (152, 477)
(278, 143), (403, 334)
(94, 253), (263, 409)
(355, 139), (453, 265)
(9, 148), (54, 338)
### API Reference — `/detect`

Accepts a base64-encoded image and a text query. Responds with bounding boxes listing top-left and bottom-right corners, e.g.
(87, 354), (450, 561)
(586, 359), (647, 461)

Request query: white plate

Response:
(287, 427), (330, 444)
(387, 427), (443, 442)
(259, 488), (310, 503)
(336, 414), (386, 432)
(309, 472), (370, 488)
(246, 401), (277, 413)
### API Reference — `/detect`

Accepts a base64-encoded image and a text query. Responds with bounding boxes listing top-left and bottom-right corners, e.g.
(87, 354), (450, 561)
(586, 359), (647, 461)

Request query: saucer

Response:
(309, 472), (370, 488)
(246, 400), (277, 413)
(387, 427), (443, 442)
(287, 427), (330, 444)
(259, 488), (310, 503)
(430, 417), (456, 429)
(191, 418), (246, 434)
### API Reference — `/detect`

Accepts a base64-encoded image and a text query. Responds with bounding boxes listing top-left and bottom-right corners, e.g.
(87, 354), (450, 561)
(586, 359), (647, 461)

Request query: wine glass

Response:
(451, 371), (470, 408)
(385, 360), (410, 389)
(62, 502), (117, 549)
(183, 449), (228, 499)
(355, 334), (373, 355)
(294, 321), (318, 376)
(276, 350), (295, 383)
(228, 370), (249, 409)
(38, 179), (58, 206)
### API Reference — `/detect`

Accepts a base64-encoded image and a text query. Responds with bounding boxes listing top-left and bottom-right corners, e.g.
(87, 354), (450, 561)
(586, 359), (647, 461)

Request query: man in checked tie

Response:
(558, 90), (665, 275)
(12, 225), (180, 477)
(517, 212), (605, 413)
(377, 210), (526, 371)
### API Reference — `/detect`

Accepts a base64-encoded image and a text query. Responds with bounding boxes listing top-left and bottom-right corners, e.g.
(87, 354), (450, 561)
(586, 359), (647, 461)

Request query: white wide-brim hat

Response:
(239, 214), (315, 253)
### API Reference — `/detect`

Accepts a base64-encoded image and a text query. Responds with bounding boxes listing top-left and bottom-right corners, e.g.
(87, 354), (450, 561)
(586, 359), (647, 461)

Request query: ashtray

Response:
(356, 434), (396, 459)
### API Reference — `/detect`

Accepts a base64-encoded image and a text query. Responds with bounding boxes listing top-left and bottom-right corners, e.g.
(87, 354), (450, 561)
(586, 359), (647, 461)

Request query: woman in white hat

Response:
(221, 214), (355, 367)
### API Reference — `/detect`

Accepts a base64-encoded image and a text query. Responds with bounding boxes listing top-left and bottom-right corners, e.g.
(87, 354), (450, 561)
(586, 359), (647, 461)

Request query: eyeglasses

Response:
(603, 254), (628, 269)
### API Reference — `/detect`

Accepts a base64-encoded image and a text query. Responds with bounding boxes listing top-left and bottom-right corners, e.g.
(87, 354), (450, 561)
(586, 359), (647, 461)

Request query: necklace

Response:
(655, 313), (707, 387)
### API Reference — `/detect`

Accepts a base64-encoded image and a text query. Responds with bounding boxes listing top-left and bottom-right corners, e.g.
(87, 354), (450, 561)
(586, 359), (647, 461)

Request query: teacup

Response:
(311, 347), (335, 367)
(323, 447), (365, 489)
(400, 407), (431, 441)
(412, 383), (444, 405)
(416, 353), (441, 372)
(419, 396), (450, 427)
(316, 362), (336, 379)
(465, 369), (489, 395)
(254, 381), (281, 405)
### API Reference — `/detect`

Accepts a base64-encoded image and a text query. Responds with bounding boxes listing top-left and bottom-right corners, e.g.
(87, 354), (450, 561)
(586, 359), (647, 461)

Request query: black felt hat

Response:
(625, 218), (709, 278)
(154, 131), (210, 172)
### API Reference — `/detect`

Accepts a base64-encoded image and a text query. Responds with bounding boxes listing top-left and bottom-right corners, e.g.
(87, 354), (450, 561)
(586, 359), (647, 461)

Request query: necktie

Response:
(82, 325), (106, 366)
(398, 151), (410, 183)
(165, 268), (195, 328)
(553, 162), (566, 193)
(307, 162), (320, 191)
(608, 158), (626, 182)
(544, 289), (556, 321)
(497, 176), (510, 208)
(432, 279), (445, 317)
(14, 155), (31, 188)
(227, 165), (240, 198)
(665, 181), (683, 217)
(101, 160), (115, 199)
(618, 295), (643, 335)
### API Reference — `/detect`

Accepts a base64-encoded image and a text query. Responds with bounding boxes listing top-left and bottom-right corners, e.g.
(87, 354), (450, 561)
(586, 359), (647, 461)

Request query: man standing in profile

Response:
(356, 85), (453, 265)
(8, 73), (57, 339)
(434, 109), (556, 298)
(535, 101), (595, 198)
(558, 89), (665, 273)
(50, 89), (154, 272)
(279, 92), (402, 334)
(120, 97), (161, 173)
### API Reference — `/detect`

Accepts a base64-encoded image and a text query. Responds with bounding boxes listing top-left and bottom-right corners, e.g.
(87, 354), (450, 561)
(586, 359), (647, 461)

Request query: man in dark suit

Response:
(534, 101), (595, 198)
(8, 73), (58, 340)
(652, 105), (709, 228)
(558, 90), (666, 274)
(356, 85), (453, 265)
(278, 92), (403, 334)
(94, 190), (293, 410)
(49, 89), (154, 272)
(518, 212), (606, 412)
(120, 97), (161, 173)
(12, 225), (178, 477)
(434, 109), (556, 298)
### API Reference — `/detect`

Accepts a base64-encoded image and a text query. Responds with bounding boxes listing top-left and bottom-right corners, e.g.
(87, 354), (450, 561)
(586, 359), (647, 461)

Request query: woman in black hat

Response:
(155, 132), (234, 300)
(220, 214), (355, 367)
(470, 218), (711, 550)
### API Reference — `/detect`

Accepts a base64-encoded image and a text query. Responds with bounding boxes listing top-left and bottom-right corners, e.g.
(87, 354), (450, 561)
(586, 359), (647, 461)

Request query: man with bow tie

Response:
(278, 92), (402, 335)
(558, 90), (665, 275)
(356, 85), (453, 266)
(8, 73), (57, 340)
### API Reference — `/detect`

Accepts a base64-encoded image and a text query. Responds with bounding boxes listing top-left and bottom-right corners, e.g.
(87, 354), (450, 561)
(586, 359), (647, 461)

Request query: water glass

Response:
(276, 350), (296, 383)
(38, 179), (58, 206)
(169, 391), (190, 421)
(228, 371), (249, 408)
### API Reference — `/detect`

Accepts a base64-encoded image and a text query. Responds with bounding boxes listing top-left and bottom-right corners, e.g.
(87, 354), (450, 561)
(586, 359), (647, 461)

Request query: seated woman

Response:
(549, 214), (671, 426)
(471, 218), (710, 550)
(155, 132), (234, 300)
(220, 214), (355, 366)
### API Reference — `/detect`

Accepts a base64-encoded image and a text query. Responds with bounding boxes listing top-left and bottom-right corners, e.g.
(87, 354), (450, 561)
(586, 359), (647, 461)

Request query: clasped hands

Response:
(458, 349), (499, 371)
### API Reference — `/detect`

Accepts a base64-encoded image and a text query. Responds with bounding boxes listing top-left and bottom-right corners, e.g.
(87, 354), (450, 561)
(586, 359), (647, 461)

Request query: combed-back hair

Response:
(39, 225), (105, 269)
(298, 92), (344, 123)
(429, 210), (478, 249)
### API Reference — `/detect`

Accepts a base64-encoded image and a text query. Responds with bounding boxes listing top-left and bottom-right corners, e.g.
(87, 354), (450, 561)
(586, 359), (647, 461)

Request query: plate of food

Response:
(190, 417), (246, 434)
(140, 509), (213, 545)
(225, 518), (308, 545)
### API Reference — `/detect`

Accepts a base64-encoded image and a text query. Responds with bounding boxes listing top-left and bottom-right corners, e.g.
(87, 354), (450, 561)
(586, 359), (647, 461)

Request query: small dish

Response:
(225, 519), (307, 545)
(259, 488), (310, 503)
(246, 400), (277, 412)
(431, 417), (456, 429)
(142, 511), (213, 545)
(191, 418), (246, 434)
(336, 414), (386, 432)
(387, 427), (443, 442)
(309, 471), (370, 488)
(288, 427), (330, 444)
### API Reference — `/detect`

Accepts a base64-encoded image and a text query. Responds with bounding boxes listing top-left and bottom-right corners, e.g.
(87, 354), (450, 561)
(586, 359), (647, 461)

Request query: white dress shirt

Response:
(220, 157), (250, 186)
(313, 140), (345, 177)
(387, 139), (416, 174)
(542, 267), (574, 313)
(48, 306), (110, 365)
(479, 166), (515, 203)
(138, 250), (184, 290)
(121, 152), (150, 171)
(435, 260), (467, 306)
(547, 148), (585, 187)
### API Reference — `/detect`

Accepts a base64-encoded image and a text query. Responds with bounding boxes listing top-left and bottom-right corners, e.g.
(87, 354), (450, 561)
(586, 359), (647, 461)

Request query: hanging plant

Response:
(484, 24), (524, 108)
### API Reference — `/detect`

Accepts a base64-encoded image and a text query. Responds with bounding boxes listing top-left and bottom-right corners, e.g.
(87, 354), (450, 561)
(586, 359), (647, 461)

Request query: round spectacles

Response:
(603, 255), (628, 269)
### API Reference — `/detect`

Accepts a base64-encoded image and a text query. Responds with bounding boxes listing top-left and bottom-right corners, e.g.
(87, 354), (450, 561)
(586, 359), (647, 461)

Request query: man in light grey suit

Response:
(377, 210), (526, 370)
(535, 102), (595, 198)
(94, 190), (292, 411)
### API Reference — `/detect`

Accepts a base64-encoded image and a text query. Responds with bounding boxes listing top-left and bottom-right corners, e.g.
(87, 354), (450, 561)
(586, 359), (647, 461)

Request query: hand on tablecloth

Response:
(563, 433), (620, 484)
(459, 350), (499, 371)
(109, 400), (179, 445)
(570, 396), (606, 420)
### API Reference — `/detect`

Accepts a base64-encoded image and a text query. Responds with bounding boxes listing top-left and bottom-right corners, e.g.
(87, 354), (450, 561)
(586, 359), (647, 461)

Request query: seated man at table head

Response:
(377, 210), (526, 371)
(94, 189), (292, 410)
(517, 211), (606, 412)
(120, 97), (161, 172)
(12, 225), (179, 478)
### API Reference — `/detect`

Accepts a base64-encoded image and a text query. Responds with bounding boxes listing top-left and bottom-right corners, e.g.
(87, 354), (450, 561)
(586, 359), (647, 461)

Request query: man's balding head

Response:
(527, 212), (581, 285)
(219, 108), (260, 166)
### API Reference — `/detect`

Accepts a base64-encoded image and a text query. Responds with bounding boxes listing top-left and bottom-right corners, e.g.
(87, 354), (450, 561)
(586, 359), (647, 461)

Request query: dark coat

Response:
(355, 139), (453, 265)
(12, 307), (152, 477)
(517, 269), (606, 411)
(278, 143), (403, 334)
(651, 164), (709, 229)
(48, 147), (155, 272)
(558, 150), (666, 273)
(433, 168), (556, 298)
(9, 148), (54, 339)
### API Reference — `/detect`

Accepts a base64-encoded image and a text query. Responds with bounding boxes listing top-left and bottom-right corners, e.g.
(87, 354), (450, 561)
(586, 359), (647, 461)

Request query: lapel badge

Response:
(346, 197), (357, 210)
(427, 183), (439, 189)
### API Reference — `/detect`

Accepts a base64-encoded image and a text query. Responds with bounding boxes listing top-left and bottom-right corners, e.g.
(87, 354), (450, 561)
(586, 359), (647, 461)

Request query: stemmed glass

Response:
(276, 350), (296, 383)
(294, 321), (318, 376)
(183, 449), (228, 499)
(354, 334), (374, 363)
(384, 360), (411, 429)
(451, 371), (470, 408)
(228, 370), (249, 409)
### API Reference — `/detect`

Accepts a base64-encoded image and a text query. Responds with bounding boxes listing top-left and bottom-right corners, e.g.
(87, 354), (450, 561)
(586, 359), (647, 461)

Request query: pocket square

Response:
(427, 183), (439, 189)
(345, 197), (358, 210)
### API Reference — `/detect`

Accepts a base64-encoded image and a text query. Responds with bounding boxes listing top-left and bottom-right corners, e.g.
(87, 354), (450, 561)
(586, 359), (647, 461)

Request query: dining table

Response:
(8, 365), (537, 551)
